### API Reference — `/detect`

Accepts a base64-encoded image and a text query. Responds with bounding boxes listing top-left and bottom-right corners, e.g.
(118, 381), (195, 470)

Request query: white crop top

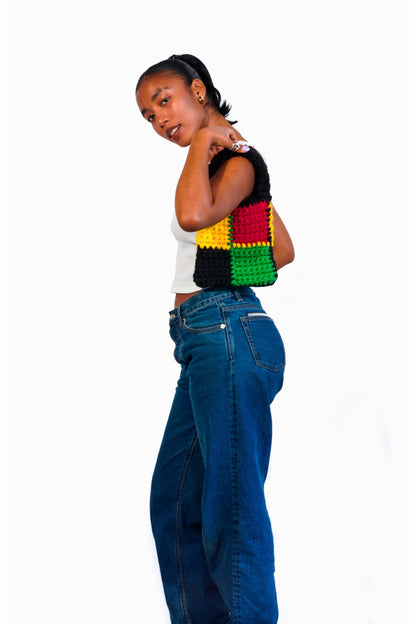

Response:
(170, 214), (200, 293)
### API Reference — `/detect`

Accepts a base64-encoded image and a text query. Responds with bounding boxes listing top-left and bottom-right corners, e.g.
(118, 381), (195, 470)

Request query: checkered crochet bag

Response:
(193, 147), (278, 288)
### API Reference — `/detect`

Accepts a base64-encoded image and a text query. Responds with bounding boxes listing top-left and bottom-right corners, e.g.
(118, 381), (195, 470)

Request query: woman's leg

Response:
(150, 367), (230, 624)
(181, 296), (285, 624)
(152, 290), (285, 623)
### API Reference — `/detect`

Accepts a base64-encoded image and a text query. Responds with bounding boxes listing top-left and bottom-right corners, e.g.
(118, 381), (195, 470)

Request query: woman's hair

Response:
(135, 53), (235, 123)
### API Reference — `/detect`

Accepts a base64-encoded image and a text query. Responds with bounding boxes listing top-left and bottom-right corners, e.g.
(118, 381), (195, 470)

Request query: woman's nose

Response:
(157, 114), (168, 128)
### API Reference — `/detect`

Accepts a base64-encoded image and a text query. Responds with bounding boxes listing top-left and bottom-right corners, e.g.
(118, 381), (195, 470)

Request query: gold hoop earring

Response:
(198, 95), (205, 104)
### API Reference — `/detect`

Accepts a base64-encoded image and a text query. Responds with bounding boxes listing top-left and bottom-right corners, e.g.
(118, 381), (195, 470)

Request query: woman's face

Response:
(136, 72), (209, 147)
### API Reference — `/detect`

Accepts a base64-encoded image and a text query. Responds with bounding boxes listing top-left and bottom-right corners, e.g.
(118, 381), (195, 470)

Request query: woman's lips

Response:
(168, 124), (181, 141)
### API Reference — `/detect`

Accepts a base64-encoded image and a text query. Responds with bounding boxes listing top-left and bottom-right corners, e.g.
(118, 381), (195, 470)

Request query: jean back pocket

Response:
(240, 313), (286, 372)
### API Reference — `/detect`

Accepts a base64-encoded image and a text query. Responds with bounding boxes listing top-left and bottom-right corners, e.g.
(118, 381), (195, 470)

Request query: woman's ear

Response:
(191, 78), (207, 101)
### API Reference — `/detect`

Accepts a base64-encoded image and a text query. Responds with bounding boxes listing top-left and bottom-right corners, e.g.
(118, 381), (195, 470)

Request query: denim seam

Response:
(220, 306), (233, 360)
(174, 433), (199, 624)
(180, 295), (229, 318)
(181, 318), (225, 334)
(230, 362), (241, 622)
(170, 321), (184, 365)
(220, 302), (260, 312)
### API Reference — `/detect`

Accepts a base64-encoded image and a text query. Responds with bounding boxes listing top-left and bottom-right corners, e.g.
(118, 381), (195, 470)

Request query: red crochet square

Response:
(231, 201), (270, 245)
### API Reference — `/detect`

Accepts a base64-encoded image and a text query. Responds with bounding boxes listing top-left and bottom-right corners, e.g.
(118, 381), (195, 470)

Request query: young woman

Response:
(135, 54), (294, 624)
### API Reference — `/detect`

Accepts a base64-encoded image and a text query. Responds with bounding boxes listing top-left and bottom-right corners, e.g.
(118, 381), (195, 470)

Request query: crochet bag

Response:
(193, 147), (278, 288)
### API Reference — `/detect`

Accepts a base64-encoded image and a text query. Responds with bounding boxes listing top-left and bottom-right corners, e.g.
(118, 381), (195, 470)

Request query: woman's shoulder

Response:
(209, 146), (271, 203)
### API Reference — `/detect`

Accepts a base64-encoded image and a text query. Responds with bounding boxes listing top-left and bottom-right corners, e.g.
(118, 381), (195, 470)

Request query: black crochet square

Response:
(193, 248), (231, 288)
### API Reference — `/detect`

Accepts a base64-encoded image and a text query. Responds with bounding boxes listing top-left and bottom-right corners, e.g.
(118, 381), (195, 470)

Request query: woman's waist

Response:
(170, 287), (259, 321)
(174, 290), (202, 308)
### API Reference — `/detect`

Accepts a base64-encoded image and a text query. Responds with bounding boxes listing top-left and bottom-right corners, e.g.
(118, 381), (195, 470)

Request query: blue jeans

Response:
(150, 288), (285, 624)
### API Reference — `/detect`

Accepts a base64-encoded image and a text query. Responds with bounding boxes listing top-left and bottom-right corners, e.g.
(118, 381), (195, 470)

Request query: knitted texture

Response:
(193, 147), (278, 288)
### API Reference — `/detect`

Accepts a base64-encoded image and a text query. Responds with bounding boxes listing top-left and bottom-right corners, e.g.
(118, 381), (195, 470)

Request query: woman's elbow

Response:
(274, 243), (295, 270)
(287, 244), (295, 264)
(177, 213), (202, 232)
(175, 203), (205, 232)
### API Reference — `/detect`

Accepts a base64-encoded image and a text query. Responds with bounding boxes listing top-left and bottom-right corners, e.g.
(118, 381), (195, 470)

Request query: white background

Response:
(1, 0), (415, 623)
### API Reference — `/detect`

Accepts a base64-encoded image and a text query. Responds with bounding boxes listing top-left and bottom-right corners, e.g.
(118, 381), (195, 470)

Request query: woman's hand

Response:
(193, 126), (249, 153)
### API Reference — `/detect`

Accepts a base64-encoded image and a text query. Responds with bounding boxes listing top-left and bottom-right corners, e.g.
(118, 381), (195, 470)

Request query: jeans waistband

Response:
(169, 287), (257, 321)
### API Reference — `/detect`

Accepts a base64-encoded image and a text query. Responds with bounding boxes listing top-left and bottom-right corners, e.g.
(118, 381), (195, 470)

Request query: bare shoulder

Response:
(211, 152), (255, 186)
(208, 152), (256, 217)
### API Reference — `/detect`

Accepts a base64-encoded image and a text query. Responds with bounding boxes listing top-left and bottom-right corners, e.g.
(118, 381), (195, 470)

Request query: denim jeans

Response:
(150, 288), (285, 624)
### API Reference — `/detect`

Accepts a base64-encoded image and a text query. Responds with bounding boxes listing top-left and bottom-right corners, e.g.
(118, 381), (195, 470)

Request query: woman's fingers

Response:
(209, 127), (250, 152)
(230, 140), (250, 153)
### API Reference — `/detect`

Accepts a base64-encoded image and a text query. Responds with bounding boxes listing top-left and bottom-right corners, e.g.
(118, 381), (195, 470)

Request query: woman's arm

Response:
(175, 126), (295, 270)
(272, 206), (295, 270)
(175, 127), (255, 232)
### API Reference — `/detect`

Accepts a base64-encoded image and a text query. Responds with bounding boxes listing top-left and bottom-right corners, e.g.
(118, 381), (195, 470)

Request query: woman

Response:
(135, 54), (294, 624)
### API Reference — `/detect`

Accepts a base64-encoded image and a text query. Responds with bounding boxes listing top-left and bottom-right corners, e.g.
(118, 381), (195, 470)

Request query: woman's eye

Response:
(148, 114), (155, 123)
(161, 97), (170, 106)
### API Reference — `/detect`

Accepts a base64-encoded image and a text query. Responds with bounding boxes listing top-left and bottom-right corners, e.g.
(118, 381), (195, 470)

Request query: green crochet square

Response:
(230, 245), (277, 286)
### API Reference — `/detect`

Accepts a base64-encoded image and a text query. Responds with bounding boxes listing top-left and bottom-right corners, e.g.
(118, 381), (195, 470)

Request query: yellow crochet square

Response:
(196, 216), (231, 250)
